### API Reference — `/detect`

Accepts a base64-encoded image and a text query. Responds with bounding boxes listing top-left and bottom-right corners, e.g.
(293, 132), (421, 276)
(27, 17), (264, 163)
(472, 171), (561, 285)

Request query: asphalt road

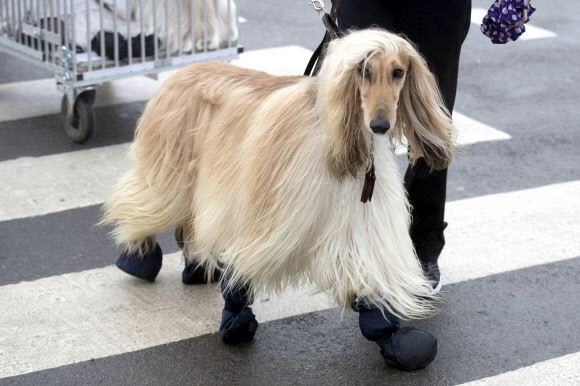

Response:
(1, 0), (579, 385)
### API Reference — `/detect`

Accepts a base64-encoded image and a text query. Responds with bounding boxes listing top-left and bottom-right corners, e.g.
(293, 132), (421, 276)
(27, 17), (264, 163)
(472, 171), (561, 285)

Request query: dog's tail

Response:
(100, 75), (199, 255)
(101, 166), (193, 255)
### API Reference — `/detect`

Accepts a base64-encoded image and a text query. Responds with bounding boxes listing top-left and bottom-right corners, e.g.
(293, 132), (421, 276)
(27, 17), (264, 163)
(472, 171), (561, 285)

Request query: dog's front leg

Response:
(353, 300), (438, 371)
(218, 272), (258, 344)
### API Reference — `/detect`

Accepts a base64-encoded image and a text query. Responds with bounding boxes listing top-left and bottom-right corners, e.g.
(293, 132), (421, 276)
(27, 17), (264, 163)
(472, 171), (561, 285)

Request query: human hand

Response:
(514, 0), (532, 27)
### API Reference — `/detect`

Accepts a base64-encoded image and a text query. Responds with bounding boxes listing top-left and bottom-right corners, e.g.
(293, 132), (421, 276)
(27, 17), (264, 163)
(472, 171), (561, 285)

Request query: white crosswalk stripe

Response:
(0, 143), (130, 222)
(458, 352), (580, 386)
(1, 181), (578, 378)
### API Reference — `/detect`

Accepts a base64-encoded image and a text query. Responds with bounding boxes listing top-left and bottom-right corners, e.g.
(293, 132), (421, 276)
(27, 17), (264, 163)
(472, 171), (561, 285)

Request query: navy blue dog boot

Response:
(176, 226), (221, 284)
(115, 243), (163, 282)
(182, 261), (221, 284)
(380, 327), (437, 371)
(219, 304), (259, 344)
(219, 274), (258, 344)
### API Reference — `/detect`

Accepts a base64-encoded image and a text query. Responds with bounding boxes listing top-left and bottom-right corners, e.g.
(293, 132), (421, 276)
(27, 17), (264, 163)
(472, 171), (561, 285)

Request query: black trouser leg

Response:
(397, 0), (471, 263)
(404, 160), (448, 262)
(336, 0), (471, 263)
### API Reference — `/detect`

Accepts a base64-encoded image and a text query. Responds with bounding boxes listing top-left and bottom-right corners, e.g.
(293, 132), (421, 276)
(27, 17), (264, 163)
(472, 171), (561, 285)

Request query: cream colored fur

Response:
(132, 0), (238, 53)
(102, 30), (457, 319)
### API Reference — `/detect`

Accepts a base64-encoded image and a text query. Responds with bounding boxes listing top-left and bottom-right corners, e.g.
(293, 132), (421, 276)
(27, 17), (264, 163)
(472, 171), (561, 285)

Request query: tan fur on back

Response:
(102, 30), (457, 319)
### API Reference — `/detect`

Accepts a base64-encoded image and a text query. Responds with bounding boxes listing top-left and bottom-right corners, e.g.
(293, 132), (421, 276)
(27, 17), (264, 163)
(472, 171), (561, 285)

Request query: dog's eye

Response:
(360, 68), (371, 80)
(393, 69), (404, 79)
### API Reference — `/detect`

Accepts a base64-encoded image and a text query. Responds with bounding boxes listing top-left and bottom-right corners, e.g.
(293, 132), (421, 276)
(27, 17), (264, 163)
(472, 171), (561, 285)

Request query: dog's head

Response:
(318, 29), (457, 178)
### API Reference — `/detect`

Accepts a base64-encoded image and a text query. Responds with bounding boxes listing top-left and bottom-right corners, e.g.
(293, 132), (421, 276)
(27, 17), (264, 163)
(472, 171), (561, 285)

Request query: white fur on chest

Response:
(301, 135), (421, 308)
(311, 135), (409, 246)
(232, 134), (419, 308)
(197, 126), (426, 313)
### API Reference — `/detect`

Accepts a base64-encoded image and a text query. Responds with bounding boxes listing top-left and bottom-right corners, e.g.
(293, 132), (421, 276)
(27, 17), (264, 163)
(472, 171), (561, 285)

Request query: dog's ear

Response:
(396, 44), (457, 171)
(318, 44), (370, 179)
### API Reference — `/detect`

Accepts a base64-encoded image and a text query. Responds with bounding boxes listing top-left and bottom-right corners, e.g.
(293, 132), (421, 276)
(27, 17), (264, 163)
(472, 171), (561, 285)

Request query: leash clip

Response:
(309, 0), (326, 17)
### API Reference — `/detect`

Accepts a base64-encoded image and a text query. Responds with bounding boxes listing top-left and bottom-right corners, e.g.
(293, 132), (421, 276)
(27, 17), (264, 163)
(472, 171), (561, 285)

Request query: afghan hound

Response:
(133, 0), (238, 53)
(103, 29), (457, 320)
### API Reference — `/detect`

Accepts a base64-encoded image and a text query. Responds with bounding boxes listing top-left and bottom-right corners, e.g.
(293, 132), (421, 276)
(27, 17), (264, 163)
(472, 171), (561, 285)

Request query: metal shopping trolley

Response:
(0, 0), (241, 142)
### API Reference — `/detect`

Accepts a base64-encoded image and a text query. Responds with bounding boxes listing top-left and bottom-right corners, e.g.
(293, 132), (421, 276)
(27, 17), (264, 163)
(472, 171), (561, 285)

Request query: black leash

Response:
(304, 1), (343, 76)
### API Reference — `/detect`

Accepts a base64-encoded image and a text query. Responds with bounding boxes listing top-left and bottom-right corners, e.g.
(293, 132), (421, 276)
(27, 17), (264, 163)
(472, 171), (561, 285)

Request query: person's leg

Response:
(404, 160), (447, 291)
(336, 0), (397, 31)
(337, 0), (470, 280)
(335, 1), (462, 370)
(397, 0), (472, 111)
(398, 0), (472, 289)
(219, 271), (259, 344)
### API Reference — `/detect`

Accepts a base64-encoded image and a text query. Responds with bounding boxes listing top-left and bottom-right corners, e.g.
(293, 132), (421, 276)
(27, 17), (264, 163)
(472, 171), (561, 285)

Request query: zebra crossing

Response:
(1, 180), (578, 379)
(1, 2), (579, 384)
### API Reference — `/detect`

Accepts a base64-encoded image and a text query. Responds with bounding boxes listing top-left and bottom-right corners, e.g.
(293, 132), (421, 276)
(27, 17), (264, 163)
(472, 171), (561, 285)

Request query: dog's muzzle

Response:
(370, 118), (391, 134)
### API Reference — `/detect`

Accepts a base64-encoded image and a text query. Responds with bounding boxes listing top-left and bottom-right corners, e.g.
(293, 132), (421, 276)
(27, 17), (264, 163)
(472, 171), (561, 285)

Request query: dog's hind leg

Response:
(176, 225), (221, 285)
(115, 236), (163, 282)
(104, 167), (194, 281)
(218, 271), (258, 344)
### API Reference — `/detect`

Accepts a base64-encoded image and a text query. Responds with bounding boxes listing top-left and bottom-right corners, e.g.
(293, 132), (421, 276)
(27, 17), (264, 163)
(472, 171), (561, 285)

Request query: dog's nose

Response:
(370, 118), (390, 134)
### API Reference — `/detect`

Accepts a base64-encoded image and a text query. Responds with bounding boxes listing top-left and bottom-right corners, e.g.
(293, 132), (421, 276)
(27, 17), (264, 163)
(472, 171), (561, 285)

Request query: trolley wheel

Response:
(61, 92), (95, 143)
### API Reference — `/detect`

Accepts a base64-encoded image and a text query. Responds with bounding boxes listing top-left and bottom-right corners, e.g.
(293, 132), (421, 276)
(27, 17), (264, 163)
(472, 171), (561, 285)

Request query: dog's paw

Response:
(195, 36), (219, 51)
(207, 36), (219, 50)
(219, 307), (259, 344)
(182, 262), (221, 284)
(115, 243), (163, 282)
(195, 39), (211, 51)
(380, 327), (437, 371)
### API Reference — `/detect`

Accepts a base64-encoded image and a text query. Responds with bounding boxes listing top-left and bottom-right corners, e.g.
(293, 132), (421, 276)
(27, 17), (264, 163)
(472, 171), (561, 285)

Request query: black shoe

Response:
(380, 327), (437, 371)
(115, 243), (163, 282)
(421, 261), (442, 294)
(182, 261), (221, 284)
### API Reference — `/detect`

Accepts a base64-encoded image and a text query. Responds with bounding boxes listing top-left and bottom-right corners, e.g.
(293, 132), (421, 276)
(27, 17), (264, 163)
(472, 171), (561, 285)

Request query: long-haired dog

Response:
(2, 1), (236, 57)
(133, 0), (238, 53)
(103, 29), (456, 320)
